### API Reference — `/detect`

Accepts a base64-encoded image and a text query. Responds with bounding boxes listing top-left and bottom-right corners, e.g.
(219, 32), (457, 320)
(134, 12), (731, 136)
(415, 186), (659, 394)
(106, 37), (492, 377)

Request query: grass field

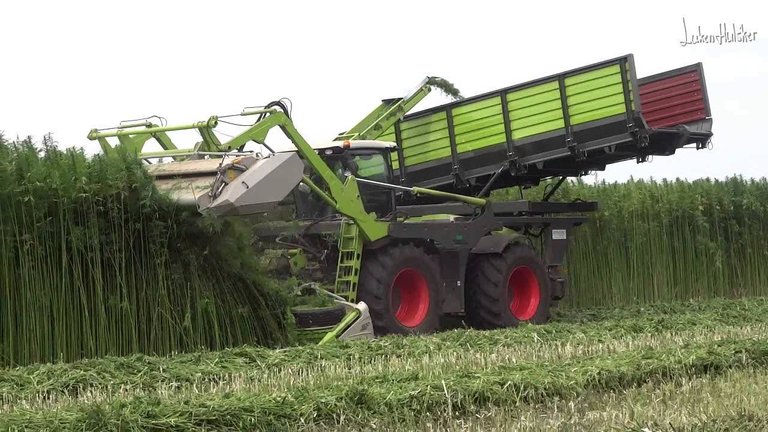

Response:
(2, 297), (768, 431)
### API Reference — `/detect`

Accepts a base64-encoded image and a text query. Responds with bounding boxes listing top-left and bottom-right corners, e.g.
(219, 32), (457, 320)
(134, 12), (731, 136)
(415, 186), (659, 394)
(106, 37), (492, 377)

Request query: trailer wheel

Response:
(358, 244), (441, 336)
(466, 244), (550, 329)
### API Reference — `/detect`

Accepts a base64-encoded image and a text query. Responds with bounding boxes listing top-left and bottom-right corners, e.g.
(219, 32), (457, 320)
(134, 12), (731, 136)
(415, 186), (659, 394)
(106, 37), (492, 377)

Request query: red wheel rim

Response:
(390, 268), (430, 327)
(508, 266), (541, 320)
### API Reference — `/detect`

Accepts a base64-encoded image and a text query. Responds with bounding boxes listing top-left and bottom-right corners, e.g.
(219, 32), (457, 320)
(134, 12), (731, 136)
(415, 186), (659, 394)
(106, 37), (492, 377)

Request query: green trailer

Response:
(363, 55), (711, 199)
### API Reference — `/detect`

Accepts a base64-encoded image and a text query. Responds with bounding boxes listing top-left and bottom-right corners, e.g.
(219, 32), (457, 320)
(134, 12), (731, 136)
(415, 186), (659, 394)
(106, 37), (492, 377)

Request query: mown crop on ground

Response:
(1, 297), (767, 431)
(0, 135), (289, 368)
(497, 177), (768, 308)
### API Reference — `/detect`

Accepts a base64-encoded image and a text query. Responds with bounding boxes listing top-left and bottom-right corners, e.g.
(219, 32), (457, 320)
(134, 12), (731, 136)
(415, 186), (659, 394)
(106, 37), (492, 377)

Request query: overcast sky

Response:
(1, 0), (765, 182)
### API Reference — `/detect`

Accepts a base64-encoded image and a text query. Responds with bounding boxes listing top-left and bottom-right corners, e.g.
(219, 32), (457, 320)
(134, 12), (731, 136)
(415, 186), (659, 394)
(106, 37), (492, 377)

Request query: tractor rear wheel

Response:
(358, 244), (441, 336)
(466, 244), (551, 329)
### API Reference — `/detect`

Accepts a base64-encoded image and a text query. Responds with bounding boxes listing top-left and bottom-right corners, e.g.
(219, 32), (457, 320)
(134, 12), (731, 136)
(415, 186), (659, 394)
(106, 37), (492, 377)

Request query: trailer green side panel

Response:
(379, 127), (396, 143)
(507, 81), (564, 140)
(378, 54), (710, 198)
(565, 64), (627, 125)
(387, 55), (649, 189)
(378, 126), (399, 171)
(399, 111), (451, 167)
(452, 97), (506, 153)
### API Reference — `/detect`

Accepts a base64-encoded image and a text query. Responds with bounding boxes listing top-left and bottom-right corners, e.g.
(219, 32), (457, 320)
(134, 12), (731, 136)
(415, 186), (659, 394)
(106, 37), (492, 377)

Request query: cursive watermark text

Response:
(680, 17), (757, 47)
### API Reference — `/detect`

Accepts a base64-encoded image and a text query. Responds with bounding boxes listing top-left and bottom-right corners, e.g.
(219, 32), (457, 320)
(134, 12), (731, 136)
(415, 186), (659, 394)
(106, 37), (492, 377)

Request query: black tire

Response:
(358, 244), (441, 336)
(291, 304), (347, 329)
(466, 243), (551, 329)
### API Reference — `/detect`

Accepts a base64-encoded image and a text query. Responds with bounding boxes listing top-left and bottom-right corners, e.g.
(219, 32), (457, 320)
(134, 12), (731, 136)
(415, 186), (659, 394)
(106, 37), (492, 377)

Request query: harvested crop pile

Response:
(0, 135), (288, 367)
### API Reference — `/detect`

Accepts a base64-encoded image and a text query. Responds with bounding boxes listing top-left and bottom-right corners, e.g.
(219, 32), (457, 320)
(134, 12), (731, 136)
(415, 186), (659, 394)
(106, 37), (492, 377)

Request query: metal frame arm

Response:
(268, 113), (389, 241)
(88, 117), (222, 159)
(89, 76), (437, 159)
(88, 109), (389, 241)
(221, 111), (388, 241)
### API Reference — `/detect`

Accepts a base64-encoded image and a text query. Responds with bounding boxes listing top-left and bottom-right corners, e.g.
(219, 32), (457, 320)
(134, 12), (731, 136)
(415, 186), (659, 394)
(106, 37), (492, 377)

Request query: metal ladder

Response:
(333, 219), (363, 302)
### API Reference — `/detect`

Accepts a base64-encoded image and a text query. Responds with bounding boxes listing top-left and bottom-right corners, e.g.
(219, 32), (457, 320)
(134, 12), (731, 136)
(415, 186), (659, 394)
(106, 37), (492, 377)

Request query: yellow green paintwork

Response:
(565, 64), (625, 125)
(399, 112), (452, 167)
(333, 220), (363, 302)
(318, 308), (361, 345)
(453, 97), (506, 153)
(378, 59), (636, 172)
(404, 214), (460, 222)
(507, 80), (564, 140)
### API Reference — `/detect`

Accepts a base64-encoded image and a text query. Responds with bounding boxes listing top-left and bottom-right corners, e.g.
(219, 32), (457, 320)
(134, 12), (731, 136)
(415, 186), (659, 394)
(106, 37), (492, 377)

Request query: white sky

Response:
(1, 0), (765, 182)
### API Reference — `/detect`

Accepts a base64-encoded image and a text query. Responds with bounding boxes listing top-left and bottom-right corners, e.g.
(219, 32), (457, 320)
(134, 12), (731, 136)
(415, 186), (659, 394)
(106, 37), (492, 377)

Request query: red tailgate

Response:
(639, 63), (711, 129)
